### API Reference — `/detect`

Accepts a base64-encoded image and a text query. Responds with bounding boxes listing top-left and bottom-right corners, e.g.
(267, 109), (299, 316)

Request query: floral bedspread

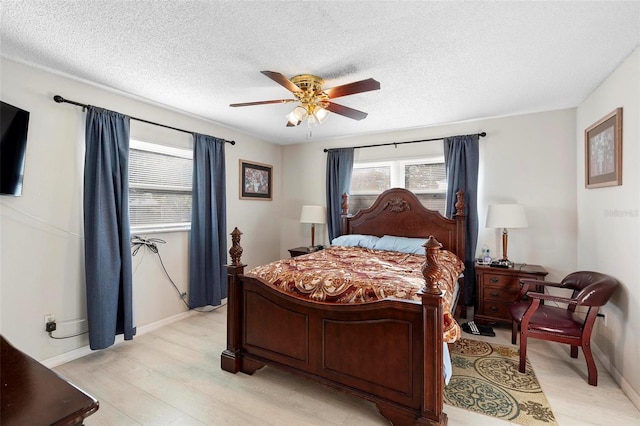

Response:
(246, 246), (463, 342)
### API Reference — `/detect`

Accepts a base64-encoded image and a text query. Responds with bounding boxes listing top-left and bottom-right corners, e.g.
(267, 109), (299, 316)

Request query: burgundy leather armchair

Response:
(509, 271), (619, 386)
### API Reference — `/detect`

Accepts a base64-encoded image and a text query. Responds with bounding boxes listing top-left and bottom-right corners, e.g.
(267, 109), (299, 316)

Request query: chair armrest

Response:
(527, 292), (580, 305)
(519, 278), (563, 288)
(514, 279), (564, 302)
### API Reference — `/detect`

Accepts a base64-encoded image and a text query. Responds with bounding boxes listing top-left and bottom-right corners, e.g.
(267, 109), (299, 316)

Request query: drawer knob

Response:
(490, 306), (499, 312)
(490, 291), (499, 297)
(490, 277), (499, 283)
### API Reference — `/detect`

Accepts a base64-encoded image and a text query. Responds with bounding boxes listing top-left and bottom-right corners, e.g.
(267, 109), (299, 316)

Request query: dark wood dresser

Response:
(475, 263), (548, 324)
(1, 335), (99, 426)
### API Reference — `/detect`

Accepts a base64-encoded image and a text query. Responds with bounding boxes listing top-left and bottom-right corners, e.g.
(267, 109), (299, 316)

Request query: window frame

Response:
(349, 156), (447, 214)
(128, 139), (193, 234)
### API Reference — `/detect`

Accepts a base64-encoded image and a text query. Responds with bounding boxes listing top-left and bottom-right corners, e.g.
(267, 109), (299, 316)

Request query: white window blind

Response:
(349, 158), (447, 215)
(128, 140), (192, 232)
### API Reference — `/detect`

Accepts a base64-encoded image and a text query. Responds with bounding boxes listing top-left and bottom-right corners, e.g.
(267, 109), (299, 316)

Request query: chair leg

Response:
(570, 345), (578, 358)
(511, 320), (518, 345)
(582, 342), (598, 386)
(519, 332), (527, 373)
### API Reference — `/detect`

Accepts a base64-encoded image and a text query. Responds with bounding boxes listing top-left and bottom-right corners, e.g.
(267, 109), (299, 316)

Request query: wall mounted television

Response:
(1, 101), (30, 196)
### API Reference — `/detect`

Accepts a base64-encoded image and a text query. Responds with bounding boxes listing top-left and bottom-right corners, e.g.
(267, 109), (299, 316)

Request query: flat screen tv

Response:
(1, 101), (30, 196)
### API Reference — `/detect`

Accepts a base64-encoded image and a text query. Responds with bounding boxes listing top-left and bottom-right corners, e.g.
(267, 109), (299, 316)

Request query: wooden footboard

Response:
(221, 228), (448, 426)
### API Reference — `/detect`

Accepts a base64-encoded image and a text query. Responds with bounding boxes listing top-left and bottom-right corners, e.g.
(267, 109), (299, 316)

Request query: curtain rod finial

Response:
(53, 95), (64, 103)
(479, 132), (486, 137)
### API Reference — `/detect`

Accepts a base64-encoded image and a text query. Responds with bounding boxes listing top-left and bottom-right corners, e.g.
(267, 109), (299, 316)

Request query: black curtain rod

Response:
(322, 132), (485, 152)
(53, 95), (236, 145)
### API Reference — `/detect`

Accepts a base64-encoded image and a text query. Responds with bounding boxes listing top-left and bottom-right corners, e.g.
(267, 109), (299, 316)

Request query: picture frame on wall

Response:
(585, 108), (622, 189)
(239, 159), (272, 200)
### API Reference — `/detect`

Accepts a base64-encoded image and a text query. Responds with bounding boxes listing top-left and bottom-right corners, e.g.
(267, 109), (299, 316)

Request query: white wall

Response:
(576, 47), (640, 404)
(0, 58), (282, 361)
(282, 109), (578, 282)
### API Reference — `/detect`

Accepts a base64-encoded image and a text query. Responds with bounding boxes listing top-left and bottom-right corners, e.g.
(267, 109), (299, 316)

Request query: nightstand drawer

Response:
(479, 273), (517, 290)
(478, 301), (512, 320)
(482, 286), (518, 302)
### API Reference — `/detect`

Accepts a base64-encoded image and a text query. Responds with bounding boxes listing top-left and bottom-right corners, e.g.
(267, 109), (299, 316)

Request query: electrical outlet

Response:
(597, 311), (607, 326)
(44, 314), (55, 327)
(44, 314), (56, 332)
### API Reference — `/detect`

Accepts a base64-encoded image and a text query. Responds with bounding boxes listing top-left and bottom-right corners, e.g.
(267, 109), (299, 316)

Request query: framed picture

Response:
(585, 108), (622, 189)
(239, 160), (272, 200)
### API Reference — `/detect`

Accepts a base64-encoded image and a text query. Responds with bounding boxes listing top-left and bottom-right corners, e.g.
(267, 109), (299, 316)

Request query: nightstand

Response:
(475, 263), (548, 324)
(288, 246), (323, 258)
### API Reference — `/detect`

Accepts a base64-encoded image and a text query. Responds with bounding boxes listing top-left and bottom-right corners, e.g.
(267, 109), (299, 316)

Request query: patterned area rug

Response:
(445, 338), (557, 425)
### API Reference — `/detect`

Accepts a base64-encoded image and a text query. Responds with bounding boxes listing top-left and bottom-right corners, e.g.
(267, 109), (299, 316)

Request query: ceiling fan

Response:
(230, 71), (380, 127)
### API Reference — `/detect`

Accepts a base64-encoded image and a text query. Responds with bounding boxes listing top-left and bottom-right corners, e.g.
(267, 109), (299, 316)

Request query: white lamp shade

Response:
(486, 204), (528, 228)
(300, 205), (326, 224)
(313, 107), (329, 123)
(286, 110), (300, 126)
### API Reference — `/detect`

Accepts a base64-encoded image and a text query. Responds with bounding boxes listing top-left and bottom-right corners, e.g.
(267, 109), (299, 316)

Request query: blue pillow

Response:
(331, 234), (380, 249)
(357, 235), (380, 249)
(373, 235), (427, 254)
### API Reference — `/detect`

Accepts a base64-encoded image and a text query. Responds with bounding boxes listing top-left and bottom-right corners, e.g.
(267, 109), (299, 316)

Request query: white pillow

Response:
(373, 235), (427, 254)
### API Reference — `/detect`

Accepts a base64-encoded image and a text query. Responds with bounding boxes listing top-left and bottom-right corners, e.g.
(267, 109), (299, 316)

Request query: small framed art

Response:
(585, 108), (622, 189)
(239, 159), (272, 200)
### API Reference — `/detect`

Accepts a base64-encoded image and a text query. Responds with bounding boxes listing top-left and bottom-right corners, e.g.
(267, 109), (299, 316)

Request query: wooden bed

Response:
(221, 188), (466, 426)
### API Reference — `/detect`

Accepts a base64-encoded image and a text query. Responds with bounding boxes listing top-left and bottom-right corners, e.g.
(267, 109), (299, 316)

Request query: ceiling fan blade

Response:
(261, 71), (303, 93)
(324, 102), (368, 120)
(230, 99), (296, 107)
(286, 120), (301, 127)
(325, 78), (380, 99)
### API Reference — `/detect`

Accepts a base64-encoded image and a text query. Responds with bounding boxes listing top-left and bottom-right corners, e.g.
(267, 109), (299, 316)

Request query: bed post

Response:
(454, 190), (467, 319)
(340, 192), (351, 235)
(418, 236), (448, 426)
(453, 190), (466, 262)
(221, 227), (245, 373)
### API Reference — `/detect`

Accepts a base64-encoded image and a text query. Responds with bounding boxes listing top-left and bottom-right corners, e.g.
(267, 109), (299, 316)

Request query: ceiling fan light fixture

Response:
(313, 106), (329, 124)
(286, 106), (307, 126)
(294, 106), (308, 121)
(286, 110), (298, 126)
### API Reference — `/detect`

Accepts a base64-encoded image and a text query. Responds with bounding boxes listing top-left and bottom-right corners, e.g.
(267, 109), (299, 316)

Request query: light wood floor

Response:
(54, 306), (640, 425)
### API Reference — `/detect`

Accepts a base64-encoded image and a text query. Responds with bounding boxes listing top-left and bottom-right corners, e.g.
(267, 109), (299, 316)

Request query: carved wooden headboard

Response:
(340, 188), (466, 262)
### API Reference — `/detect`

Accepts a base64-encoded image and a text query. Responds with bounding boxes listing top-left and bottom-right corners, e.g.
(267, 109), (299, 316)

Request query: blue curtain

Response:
(84, 107), (135, 350)
(444, 134), (479, 306)
(189, 133), (227, 308)
(325, 148), (354, 241)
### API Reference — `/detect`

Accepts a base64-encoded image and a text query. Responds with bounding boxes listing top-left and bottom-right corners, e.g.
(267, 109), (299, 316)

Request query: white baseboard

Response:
(41, 309), (198, 368)
(593, 342), (640, 412)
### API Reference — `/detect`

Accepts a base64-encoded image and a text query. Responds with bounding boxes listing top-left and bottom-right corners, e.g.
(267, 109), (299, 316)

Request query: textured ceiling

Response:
(1, 1), (639, 145)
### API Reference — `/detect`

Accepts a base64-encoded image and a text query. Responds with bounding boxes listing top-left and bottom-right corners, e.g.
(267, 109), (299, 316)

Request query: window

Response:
(128, 140), (193, 233)
(349, 157), (447, 215)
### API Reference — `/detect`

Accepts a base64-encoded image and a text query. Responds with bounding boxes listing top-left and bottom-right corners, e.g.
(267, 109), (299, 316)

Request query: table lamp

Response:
(300, 205), (326, 248)
(485, 204), (528, 267)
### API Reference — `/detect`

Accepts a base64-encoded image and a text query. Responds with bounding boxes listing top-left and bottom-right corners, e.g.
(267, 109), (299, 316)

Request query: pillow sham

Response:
(331, 234), (380, 249)
(373, 235), (427, 255)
